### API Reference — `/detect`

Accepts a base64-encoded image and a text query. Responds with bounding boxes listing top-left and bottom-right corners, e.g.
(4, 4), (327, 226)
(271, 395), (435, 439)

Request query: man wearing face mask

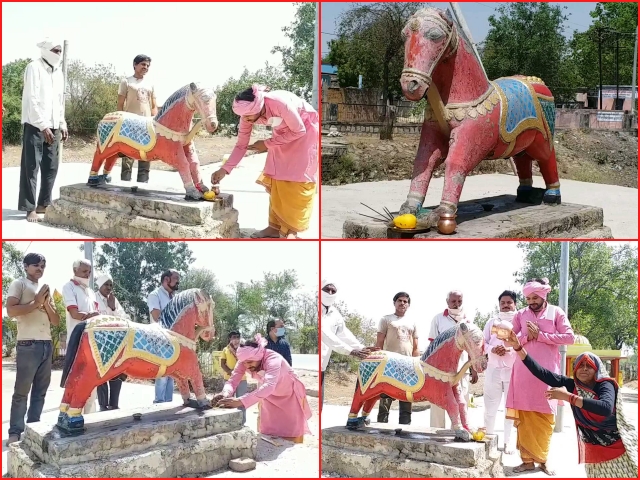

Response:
(427, 290), (477, 428)
(376, 292), (419, 425)
(147, 269), (180, 403)
(61, 259), (100, 414)
(19, 39), (68, 223)
(505, 279), (575, 476)
(266, 319), (293, 366)
(482, 290), (518, 454)
(320, 279), (376, 410)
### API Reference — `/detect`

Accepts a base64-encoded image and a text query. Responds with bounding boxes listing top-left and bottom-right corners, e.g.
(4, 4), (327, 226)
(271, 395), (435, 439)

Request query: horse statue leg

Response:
(360, 395), (380, 426)
(174, 375), (193, 406)
(189, 363), (211, 409)
(174, 149), (204, 201)
(513, 152), (537, 203)
(183, 143), (209, 193)
(88, 146), (111, 187)
(346, 380), (369, 429)
(396, 125), (448, 225)
(447, 384), (471, 442)
(524, 133), (561, 205)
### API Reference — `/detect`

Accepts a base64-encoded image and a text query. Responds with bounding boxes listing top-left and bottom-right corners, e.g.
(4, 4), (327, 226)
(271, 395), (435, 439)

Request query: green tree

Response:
(92, 242), (195, 322)
(2, 241), (24, 304)
(481, 3), (576, 101)
(328, 301), (377, 372)
(515, 242), (638, 350)
(272, 2), (315, 99)
(2, 59), (31, 144)
(215, 62), (293, 127)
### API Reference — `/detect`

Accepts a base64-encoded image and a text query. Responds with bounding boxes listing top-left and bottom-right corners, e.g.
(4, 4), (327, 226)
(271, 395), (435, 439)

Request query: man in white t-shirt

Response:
(427, 290), (478, 428)
(117, 54), (158, 183)
(5, 253), (60, 445)
(61, 259), (99, 414)
(376, 291), (419, 424)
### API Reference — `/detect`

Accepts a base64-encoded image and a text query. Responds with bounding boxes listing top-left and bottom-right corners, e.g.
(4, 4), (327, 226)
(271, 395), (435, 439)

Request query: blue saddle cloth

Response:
(93, 330), (127, 366)
(382, 355), (420, 387)
(97, 115), (152, 147)
(494, 78), (539, 134)
(132, 329), (175, 359)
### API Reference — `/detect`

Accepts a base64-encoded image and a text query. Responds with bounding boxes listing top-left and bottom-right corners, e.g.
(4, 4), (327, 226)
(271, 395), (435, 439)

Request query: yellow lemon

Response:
(472, 431), (485, 441)
(393, 214), (417, 229)
(203, 191), (216, 200)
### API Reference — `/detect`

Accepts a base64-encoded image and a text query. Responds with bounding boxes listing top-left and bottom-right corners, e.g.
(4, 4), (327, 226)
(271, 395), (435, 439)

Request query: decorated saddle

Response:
(97, 112), (158, 157)
(85, 316), (180, 378)
(357, 351), (426, 395)
(491, 76), (556, 150)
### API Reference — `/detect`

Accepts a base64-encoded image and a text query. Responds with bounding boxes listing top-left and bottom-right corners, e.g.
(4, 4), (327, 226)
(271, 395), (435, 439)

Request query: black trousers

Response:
(377, 394), (412, 424)
(97, 379), (122, 409)
(120, 155), (150, 182)
(18, 123), (59, 211)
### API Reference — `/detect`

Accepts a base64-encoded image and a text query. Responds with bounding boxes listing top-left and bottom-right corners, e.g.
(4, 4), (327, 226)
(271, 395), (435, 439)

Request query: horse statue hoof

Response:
(184, 186), (204, 202)
(543, 189), (561, 205)
(454, 429), (472, 442)
(57, 412), (85, 434)
(346, 417), (367, 430)
(87, 175), (111, 187)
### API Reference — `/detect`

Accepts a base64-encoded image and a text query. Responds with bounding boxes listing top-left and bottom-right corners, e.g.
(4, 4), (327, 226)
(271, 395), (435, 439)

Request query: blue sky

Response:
(322, 2), (598, 58)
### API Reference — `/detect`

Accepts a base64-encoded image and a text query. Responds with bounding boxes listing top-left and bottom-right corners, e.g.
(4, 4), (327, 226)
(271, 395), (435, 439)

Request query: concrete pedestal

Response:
(322, 425), (504, 478)
(7, 403), (256, 478)
(44, 183), (240, 238)
(343, 194), (613, 239)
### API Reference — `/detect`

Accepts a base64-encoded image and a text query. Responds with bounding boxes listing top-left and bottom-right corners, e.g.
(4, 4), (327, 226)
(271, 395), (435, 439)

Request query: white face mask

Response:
(321, 290), (336, 308)
(73, 276), (89, 287)
(42, 49), (61, 68)
(448, 307), (464, 320)
(498, 311), (516, 322)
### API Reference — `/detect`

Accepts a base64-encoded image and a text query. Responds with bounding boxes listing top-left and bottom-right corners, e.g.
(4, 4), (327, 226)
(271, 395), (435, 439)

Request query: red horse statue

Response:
(58, 288), (215, 433)
(396, 7), (561, 228)
(87, 83), (219, 200)
(346, 322), (487, 441)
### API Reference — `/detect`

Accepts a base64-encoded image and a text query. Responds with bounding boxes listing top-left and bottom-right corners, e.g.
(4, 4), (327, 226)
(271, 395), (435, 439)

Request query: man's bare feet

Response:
(539, 463), (556, 476)
(35, 205), (47, 214)
(250, 227), (280, 238)
(512, 463), (535, 473)
(26, 211), (42, 222)
(285, 233), (298, 239)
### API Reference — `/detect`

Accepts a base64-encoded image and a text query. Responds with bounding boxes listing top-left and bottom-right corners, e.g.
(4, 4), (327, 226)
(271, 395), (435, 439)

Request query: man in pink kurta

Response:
(212, 84), (318, 239)
(214, 334), (312, 441)
(506, 279), (575, 475)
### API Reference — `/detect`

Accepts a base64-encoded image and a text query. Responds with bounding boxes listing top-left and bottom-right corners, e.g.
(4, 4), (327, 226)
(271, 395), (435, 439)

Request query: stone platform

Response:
(44, 183), (240, 238)
(322, 425), (504, 478)
(343, 194), (612, 239)
(7, 402), (256, 478)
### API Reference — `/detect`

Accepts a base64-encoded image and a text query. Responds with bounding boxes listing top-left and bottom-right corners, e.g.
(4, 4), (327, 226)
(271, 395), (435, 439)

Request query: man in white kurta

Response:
(482, 290), (518, 453)
(61, 259), (99, 414)
(427, 290), (477, 428)
(320, 279), (373, 410)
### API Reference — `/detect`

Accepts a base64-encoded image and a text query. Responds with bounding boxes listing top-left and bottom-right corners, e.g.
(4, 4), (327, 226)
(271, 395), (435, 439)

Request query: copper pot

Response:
(437, 213), (457, 235)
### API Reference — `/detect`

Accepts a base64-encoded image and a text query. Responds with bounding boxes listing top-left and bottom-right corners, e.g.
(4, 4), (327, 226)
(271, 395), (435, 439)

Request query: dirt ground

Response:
(1, 131), (268, 170)
(323, 129), (638, 188)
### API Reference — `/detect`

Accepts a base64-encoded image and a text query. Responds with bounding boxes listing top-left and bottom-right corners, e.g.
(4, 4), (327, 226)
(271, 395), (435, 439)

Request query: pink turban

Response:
(236, 333), (267, 362)
(232, 84), (267, 117)
(523, 281), (552, 300)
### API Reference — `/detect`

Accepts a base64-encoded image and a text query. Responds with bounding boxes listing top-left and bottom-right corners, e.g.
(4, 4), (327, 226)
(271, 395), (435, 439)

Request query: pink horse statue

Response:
(87, 83), (218, 200)
(346, 322), (487, 441)
(397, 7), (561, 228)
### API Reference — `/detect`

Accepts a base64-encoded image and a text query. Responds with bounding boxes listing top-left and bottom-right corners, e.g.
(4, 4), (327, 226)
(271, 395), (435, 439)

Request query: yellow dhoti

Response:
(257, 174), (315, 237)
(507, 408), (555, 464)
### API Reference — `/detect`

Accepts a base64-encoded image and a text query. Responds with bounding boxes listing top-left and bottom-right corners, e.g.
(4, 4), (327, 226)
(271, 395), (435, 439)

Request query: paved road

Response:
(321, 388), (638, 478)
(321, 174), (638, 238)
(2, 362), (319, 478)
(2, 154), (319, 239)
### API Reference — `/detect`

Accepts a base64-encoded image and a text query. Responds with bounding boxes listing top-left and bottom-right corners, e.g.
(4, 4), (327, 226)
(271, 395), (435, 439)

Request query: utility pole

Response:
(554, 242), (570, 433)
(83, 242), (94, 288)
(598, 28), (603, 110)
(311, 2), (319, 110)
(615, 33), (620, 110)
(59, 40), (69, 163)
(632, 26), (638, 114)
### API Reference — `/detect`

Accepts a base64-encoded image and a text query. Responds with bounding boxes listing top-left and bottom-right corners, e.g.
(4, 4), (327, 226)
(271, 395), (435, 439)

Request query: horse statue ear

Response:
(190, 82), (198, 93)
(442, 8), (455, 27)
(459, 322), (468, 332)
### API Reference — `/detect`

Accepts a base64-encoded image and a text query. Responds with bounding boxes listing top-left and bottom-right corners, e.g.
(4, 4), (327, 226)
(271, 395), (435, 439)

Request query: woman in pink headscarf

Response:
(211, 85), (318, 239)
(213, 334), (312, 442)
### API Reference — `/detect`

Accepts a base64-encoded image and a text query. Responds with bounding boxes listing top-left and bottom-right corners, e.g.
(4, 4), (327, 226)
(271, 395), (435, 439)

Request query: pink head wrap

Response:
(523, 280), (552, 300)
(232, 84), (267, 117)
(236, 333), (267, 363)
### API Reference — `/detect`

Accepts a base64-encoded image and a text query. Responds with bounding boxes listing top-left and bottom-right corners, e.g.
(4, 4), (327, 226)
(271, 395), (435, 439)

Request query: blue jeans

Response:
(8, 341), (53, 436)
(235, 380), (248, 424)
(154, 376), (174, 403)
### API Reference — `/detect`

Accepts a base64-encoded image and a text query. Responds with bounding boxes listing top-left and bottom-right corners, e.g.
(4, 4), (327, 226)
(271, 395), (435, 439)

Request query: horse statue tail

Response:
(60, 321), (88, 388)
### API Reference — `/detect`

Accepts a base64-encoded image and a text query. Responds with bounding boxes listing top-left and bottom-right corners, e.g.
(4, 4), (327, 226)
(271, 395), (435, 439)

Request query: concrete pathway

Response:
(2, 362), (319, 478)
(2, 155), (319, 239)
(321, 389), (638, 478)
(321, 174), (638, 239)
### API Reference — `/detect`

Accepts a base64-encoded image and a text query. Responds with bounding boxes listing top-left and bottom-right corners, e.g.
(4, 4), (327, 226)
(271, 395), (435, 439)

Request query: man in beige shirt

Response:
(376, 291), (419, 425)
(5, 252), (60, 445)
(117, 54), (157, 183)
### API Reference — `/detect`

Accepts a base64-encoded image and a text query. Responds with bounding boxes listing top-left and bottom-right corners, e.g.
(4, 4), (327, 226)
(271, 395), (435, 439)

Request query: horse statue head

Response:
(400, 8), (460, 102)
(158, 288), (216, 342)
(422, 322), (487, 375)
(156, 83), (219, 134)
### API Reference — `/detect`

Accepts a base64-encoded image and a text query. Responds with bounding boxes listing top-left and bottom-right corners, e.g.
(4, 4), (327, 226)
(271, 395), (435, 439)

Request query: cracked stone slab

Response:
(44, 183), (240, 238)
(343, 195), (606, 239)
